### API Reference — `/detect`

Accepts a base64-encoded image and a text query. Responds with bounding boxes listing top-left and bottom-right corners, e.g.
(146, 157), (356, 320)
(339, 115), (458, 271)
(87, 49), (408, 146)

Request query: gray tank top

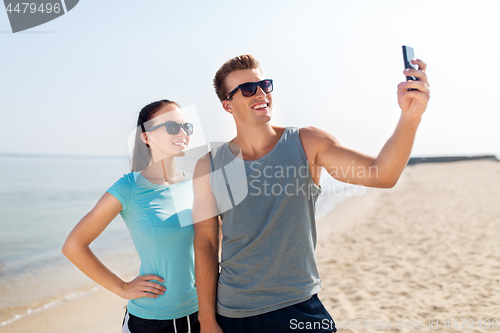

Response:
(209, 127), (322, 318)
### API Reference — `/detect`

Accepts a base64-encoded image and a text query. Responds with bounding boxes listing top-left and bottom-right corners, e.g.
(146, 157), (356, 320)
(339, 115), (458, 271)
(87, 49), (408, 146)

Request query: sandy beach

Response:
(2, 160), (499, 332)
(317, 160), (500, 332)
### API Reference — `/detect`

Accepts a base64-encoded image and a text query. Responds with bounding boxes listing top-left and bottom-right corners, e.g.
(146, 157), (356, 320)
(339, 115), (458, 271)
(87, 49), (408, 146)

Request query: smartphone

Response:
(402, 45), (418, 90)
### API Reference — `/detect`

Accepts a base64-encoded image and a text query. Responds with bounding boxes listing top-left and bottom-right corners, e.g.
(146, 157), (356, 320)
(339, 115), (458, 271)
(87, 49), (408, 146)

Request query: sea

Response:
(0, 154), (365, 326)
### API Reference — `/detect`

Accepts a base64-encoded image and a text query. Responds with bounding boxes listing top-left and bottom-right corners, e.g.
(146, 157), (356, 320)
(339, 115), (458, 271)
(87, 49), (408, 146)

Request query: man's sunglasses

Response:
(148, 121), (194, 135)
(225, 79), (273, 100)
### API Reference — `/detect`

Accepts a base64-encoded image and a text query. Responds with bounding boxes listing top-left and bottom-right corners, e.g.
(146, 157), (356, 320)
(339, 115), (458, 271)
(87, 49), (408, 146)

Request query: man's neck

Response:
(230, 123), (285, 161)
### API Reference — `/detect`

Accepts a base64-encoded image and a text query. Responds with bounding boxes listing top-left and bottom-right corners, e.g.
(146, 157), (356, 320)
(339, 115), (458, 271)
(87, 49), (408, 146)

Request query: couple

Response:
(63, 54), (430, 333)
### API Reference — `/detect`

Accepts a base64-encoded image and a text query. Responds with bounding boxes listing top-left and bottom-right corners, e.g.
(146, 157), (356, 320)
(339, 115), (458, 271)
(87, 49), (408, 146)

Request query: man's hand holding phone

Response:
(397, 46), (430, 121)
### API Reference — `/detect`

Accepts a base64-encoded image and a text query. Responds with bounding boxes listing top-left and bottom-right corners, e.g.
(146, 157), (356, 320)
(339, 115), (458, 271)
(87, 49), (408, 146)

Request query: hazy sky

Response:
(1, 0), (499, 158)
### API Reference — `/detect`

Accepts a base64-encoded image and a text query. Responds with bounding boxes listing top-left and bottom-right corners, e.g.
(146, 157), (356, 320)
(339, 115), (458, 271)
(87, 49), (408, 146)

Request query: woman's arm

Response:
(62, 192), (166, 299)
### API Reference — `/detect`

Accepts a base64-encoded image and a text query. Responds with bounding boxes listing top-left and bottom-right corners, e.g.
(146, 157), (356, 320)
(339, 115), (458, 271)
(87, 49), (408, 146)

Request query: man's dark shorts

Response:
(217, 294), (337, 332)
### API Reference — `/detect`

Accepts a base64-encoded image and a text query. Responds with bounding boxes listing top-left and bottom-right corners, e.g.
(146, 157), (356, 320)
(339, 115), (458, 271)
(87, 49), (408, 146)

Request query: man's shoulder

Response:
(298, 126), (326, 145)
(298, 126), (341, 158)
(298, 125), (328, 133)
(193, 151), (212, 177)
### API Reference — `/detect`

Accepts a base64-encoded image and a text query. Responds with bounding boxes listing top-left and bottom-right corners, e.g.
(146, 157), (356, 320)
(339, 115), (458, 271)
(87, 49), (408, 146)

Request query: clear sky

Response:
(1, 0), (499, 158)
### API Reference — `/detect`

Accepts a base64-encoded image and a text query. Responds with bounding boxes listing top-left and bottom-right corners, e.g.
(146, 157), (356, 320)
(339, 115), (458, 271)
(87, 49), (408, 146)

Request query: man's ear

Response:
(222, 100), (232, 114)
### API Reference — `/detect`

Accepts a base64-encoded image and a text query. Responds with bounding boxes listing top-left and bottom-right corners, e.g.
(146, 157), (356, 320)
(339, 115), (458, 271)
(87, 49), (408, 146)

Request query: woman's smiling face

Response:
(143, 104), (191, 159)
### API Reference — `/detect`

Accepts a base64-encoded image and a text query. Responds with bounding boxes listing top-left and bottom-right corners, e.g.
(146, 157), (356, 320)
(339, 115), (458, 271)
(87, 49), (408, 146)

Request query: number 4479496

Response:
(5, 3), (61, 14)
(444, 319), (498, 330)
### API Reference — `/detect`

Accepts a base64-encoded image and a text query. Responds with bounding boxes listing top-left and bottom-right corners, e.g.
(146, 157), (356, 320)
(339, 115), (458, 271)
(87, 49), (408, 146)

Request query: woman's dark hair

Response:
(131, 100), (179, 172)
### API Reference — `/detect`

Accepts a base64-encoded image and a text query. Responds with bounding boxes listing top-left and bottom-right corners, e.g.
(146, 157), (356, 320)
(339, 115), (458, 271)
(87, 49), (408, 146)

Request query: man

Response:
(193, 55), (429, 333)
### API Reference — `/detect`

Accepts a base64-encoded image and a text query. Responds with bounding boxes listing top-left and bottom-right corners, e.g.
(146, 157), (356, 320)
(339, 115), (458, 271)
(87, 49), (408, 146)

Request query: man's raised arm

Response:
(300, 59), (430, 188)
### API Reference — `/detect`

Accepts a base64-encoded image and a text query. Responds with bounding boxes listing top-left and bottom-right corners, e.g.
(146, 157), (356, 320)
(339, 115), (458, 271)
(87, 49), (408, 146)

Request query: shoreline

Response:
(0, 238), (140, 326)
(0, 286), (129, 333)
(0, 286), (99, 327)
(0, 272), (139, 332)
(0, 277), (134, 330)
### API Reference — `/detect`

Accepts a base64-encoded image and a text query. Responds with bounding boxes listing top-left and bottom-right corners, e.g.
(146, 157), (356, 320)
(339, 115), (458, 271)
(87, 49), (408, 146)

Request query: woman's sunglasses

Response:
(225, 79), (273, 100)
(148, 121), (194, 135)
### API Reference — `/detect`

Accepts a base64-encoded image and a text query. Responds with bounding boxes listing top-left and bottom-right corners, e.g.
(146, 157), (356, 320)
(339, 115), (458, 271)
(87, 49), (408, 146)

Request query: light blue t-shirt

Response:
(107, 172), (198, 320)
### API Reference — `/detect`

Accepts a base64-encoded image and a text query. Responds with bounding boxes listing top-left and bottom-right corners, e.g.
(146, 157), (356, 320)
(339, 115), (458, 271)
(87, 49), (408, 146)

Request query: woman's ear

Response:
(140, 132), (151, 146)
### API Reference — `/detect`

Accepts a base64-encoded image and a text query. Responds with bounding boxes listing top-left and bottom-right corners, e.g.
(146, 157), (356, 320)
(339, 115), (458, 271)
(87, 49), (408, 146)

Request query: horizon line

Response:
(0, 152), (129, 160)
(0, 152), (497, 161)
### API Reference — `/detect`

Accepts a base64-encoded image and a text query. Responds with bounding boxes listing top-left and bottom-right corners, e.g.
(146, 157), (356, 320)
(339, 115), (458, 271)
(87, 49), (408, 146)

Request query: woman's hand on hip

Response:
(118, 274), (166, 299)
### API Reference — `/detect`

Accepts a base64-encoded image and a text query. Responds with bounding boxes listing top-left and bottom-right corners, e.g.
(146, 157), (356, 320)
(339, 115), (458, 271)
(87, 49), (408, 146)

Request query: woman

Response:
(63, 100), (199, 333)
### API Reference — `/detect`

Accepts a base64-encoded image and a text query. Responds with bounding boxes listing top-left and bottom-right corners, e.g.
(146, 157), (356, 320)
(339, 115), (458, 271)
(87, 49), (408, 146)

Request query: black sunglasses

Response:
(225, 79), (273, 100)
(148, 121), (194, 135)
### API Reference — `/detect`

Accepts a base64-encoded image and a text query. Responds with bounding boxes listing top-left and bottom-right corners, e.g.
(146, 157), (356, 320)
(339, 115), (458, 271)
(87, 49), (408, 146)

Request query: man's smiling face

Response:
(223, 68), (273, 126)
